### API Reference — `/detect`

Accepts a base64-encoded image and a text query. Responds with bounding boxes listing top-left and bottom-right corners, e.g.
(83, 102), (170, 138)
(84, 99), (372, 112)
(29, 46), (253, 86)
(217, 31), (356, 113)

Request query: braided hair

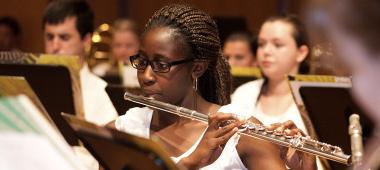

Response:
(144, 4), (231, 105)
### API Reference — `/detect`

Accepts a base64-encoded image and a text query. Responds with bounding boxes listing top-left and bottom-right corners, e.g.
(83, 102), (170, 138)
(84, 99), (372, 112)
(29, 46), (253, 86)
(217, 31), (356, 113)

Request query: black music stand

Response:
(0, 64), (78, 145)
(106, 84), (143, 115)
(62, 113), (178, 170)
(288, 75), (374, 170)
(231, 67), (261, 92)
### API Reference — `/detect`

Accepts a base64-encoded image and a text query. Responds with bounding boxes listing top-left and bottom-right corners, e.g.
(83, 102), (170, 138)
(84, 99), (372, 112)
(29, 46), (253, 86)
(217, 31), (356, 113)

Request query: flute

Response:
(124, 91), (351, 165)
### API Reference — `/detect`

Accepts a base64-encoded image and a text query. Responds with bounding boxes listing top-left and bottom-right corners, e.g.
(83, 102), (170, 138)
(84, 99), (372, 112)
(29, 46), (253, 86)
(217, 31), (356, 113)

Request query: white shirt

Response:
(80, 64), (118, 125)
(231, 79), (325, 170)
(121, 65), (139, 88)
(115, 104), (249, 170)
(231, 79), (307, 133)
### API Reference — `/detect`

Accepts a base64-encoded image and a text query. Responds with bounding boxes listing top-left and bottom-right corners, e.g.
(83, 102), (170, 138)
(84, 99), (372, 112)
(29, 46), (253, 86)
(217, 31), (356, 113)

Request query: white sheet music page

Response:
(0, 133), (78, 170)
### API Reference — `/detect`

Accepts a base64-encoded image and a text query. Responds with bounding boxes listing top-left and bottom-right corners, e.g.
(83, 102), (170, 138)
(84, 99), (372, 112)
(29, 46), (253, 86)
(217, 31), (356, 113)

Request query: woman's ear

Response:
(192, 61), (208, 79)
(296, 45), (309, 63)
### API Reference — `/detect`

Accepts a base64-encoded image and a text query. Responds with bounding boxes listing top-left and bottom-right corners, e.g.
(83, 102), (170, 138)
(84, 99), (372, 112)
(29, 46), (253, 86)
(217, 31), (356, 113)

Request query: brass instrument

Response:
(88, 23), (113, 68)
(124, 91), (351, 165)
(349, 114), (363, 168)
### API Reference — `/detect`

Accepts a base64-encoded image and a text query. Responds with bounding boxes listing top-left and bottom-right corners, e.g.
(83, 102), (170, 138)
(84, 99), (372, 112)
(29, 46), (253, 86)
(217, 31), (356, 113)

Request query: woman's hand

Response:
(179, 113), (243, 169)
(267, 120), (316, 170)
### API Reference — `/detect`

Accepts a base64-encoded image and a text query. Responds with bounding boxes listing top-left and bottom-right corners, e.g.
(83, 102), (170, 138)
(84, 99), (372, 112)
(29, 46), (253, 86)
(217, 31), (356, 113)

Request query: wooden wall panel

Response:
(0, 0), (118, 53)
(0, 0), (302, 53)
(0, 0), (49, 53)
(125, 0), (279, 34)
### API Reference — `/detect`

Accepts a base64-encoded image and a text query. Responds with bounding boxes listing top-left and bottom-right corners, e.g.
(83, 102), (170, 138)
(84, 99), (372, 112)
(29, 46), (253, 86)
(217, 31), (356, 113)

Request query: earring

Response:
(193, 77), (198, 91)
(193, 77), (198, 110)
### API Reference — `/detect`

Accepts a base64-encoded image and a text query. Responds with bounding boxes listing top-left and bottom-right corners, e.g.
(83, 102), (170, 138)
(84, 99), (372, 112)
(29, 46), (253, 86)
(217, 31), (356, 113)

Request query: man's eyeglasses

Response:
(129, 54), (193, 73)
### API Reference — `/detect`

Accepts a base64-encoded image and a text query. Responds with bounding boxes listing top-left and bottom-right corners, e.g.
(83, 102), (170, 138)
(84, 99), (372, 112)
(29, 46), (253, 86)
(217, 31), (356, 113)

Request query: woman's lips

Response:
(142, 89), (160, 97)
(261, 61), (272, 67)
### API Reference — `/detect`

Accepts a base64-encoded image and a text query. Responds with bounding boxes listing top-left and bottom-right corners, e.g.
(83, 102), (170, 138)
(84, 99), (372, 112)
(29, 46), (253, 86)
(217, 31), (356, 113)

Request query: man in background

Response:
(42, 0), (118, 125)
(42, 0), (119, 169)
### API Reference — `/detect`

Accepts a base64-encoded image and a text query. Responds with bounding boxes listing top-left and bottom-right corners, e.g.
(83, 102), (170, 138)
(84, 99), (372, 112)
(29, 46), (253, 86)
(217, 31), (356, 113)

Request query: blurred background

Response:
(0, 0), (304, 53)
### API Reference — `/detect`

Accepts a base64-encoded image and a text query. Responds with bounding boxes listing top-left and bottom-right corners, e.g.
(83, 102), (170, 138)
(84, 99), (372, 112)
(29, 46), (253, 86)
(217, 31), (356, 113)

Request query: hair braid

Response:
(144, 4), (231, 105)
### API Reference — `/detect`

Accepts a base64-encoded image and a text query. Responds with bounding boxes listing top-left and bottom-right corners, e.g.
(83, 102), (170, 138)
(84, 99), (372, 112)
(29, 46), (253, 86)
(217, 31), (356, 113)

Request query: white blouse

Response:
(231, 79), (307, 133)
(232, 79), (325, 170)
(80, 64), (118, 126)
(115, 104), (249, 170)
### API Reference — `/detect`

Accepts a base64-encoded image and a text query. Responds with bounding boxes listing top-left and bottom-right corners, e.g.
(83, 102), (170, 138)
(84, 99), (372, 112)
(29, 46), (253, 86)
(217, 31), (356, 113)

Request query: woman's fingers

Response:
(266, 122), (281, 131)
(214, 121), (241, 137)
(284, 128), (301, 136)
(208, 112), (242, 129)
(247, 116), (262, 124)
(216, 127), (238, 144)
(204, 113), (241, 149)
(208, 127), (238, 148)
(268, 120), (306, 136)
(282, 120), (297, 129)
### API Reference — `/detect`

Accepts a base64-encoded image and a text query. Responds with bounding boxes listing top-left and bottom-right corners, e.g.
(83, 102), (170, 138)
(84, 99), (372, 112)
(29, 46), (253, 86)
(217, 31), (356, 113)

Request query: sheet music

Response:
(0, 133), (78, 170)
(0, 76), (51, 122)
(0, 95), (86, 170)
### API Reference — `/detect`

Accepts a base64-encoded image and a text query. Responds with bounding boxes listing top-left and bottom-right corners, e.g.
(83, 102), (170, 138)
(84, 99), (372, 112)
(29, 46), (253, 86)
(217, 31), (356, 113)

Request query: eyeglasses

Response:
(129, 54), (193, 73)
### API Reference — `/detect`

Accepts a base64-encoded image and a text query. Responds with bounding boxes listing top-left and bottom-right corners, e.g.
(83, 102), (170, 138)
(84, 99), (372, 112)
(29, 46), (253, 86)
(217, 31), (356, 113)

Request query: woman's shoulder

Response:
(115, 107), (153, 137)
(231, 79), (265, 104)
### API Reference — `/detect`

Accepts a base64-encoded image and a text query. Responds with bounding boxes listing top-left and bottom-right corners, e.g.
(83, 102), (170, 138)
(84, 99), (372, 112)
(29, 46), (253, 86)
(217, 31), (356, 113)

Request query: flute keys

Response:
(257, 125), (265, 131)
(237, 124), (248, 132)
(266, 129), (274, 134)
(273, 130), (283, 136)
(290, 136), (303, 148)
(332, 146), (343, 154)
(284, 134), (293, 139)
(320, 144), (331, 152)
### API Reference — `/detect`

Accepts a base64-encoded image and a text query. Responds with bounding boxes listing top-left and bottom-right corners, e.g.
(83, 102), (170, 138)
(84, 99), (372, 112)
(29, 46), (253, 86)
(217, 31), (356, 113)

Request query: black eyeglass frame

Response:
(129, 54), (194, 73)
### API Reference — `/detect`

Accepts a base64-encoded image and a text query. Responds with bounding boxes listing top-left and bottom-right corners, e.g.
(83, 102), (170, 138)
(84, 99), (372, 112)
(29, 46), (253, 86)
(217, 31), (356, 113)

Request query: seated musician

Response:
(0, 16), (21, 52)
(92, 19), (141, 88)
(42, 0), (118, 125)
(232, 15), (310, 135)
(42, 0), (118, 169)
(231, 15), (326, 169)
(115, 4), (315, 169)
(223, 32), (258, 67)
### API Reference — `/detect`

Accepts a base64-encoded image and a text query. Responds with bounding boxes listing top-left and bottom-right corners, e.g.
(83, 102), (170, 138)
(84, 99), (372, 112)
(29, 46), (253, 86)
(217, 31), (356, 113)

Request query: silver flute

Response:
(124, 91), (351, 165)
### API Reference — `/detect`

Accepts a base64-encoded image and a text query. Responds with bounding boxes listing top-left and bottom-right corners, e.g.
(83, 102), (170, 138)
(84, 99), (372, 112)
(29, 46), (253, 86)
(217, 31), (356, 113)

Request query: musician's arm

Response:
(269, 120), (317, 170)
(237, 134), (286, 170)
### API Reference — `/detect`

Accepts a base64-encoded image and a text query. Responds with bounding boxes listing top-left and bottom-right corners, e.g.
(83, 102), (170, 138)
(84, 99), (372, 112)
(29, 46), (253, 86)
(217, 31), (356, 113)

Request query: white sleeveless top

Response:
(115, 104), (248, 170)
(232, 79), (325, 170)
(231, 79), (307, 133)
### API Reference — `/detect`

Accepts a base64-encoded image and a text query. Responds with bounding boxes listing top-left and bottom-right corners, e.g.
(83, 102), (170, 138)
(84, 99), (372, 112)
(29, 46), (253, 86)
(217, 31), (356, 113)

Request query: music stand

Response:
(0, 64), (78, 145)
(231, 67), (261, 91)
(0, 76), (55, 124)
(288, 75), (374, 169)
(62, 113), (178, 170)
(106, 84), (143, 115)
